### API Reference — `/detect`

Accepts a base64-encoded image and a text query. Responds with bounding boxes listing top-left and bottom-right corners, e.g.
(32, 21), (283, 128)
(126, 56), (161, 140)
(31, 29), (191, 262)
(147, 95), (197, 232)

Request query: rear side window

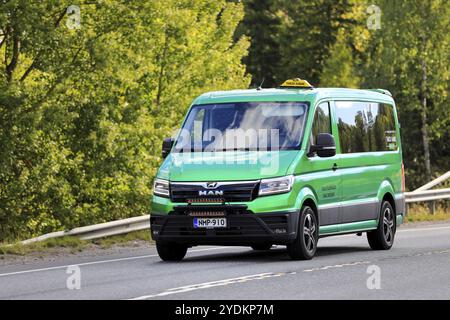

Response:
(336, 101), (397, 153)
(311, 102), (331, 145)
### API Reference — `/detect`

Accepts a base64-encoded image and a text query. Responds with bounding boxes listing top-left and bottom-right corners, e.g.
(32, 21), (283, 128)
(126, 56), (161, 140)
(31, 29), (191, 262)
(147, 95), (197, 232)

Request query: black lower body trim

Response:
(150, 211), (299, 246)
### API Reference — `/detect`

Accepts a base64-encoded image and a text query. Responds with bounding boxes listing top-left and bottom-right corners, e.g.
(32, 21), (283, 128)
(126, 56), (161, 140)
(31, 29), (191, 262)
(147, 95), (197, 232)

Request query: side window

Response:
(311, 102), (331, 145)
(336, 101), (398, 154)
(373, 104), (398, 151)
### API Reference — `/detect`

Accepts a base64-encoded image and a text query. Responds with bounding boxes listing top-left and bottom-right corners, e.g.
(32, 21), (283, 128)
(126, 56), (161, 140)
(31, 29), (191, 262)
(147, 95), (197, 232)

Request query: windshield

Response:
(174, 102), (308, 152)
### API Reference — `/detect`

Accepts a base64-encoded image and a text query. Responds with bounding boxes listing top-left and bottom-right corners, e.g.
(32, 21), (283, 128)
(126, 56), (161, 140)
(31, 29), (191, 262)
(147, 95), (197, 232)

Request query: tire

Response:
(367, 201), (396, 250)
(156, 242), (188, 261)
(251, 244), (273, 251)
(287, 206), (319, 260)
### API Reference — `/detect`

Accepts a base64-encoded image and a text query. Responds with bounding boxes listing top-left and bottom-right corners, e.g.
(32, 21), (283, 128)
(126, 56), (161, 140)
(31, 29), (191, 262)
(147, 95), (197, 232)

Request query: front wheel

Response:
(156, 242), (188, 261)
(367, 201), (396, 250)
(287, 206), (318, 260)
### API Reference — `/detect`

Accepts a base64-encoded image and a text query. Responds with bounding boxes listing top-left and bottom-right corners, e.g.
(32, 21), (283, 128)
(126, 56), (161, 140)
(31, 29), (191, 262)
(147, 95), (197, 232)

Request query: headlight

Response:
(153, 178), (170, 197)
(258, 175), (294, 196)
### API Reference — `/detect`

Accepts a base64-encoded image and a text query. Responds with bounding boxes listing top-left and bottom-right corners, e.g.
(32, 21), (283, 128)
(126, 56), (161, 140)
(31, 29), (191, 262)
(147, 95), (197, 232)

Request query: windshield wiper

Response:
(211, 147), (255, 152)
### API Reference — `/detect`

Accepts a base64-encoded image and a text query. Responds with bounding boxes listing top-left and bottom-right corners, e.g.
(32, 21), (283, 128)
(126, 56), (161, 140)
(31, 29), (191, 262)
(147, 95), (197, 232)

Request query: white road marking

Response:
(303, 260), (371, 272)
(0, 246), (244, 278)
(129, 246), (450, 300)
(129, 260), (375, 300)
(129, 273), (284, 300)
(128, 226), (450, 300)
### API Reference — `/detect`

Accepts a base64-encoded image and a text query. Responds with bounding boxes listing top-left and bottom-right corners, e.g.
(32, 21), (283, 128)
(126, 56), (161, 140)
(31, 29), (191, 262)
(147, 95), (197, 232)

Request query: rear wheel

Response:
(367, 201), (396, 250)
(156, 242), (188, 261)
(251, 244), (273, 251)
(287, 206), (318, 260)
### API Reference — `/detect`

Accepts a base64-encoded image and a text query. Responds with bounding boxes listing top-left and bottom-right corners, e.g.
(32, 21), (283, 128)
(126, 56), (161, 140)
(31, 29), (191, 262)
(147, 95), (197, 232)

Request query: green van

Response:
(150, 79), (405, 261)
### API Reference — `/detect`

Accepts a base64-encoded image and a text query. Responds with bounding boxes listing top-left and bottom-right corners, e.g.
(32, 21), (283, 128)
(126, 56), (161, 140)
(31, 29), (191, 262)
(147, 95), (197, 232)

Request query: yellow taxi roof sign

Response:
(280, 78), (314, 89)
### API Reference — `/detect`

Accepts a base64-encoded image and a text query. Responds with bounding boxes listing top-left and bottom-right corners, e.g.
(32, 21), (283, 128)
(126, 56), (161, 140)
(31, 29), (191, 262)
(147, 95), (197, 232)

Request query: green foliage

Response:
(277, 0), (357, 86)
(239, 0), (359, 87)
(237, 0), (282, 87)
(0, 0), (250, 241)
(320, 30), (361, 88)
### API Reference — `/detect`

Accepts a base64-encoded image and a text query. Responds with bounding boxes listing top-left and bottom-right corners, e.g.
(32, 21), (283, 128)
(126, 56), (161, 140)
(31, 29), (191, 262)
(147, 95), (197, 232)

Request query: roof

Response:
(192, 88), (395, 105)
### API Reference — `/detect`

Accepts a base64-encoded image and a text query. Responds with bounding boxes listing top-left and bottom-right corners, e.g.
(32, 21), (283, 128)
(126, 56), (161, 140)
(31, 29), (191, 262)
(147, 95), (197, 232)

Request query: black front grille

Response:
(170, 181), (259, 203)
(160, 215), (268, 236)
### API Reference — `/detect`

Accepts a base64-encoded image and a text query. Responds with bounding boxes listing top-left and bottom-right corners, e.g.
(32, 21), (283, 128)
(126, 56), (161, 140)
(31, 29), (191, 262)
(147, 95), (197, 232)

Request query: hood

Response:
(157, 150), (300, 182)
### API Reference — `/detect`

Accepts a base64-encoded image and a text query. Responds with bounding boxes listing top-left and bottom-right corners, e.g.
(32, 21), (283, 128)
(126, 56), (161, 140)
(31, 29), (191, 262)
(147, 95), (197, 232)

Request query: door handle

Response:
(332, 163), (338, 171)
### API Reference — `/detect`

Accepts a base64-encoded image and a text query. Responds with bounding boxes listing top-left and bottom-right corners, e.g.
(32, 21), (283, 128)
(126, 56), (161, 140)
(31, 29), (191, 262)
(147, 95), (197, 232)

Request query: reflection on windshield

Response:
(174, 102), (308, 152)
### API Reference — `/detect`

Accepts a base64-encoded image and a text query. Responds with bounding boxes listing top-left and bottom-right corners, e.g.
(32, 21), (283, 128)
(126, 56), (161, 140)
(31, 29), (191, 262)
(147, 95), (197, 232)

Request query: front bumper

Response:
(150, 206), (299, 246)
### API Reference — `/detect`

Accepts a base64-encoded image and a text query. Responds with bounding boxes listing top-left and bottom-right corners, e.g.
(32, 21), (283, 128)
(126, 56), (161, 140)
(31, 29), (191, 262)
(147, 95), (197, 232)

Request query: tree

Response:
(277, 0), (357, 86)
(0, 0), (250, 241)
(319, 0), (369, 87)
(239, 0), (359, 86)
(237, 0), (282, 87)
(320, 29), (361, 88)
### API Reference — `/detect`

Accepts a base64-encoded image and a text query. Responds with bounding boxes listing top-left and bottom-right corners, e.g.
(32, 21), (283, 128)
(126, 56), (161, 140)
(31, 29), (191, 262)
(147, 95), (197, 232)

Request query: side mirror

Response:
(162, 138), (174, 159)
(309, 133), (336, 158)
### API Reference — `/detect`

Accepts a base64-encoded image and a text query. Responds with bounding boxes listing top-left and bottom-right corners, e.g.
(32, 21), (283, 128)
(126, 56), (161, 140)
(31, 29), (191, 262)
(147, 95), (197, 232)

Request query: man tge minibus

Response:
(150, 79), (405, 261)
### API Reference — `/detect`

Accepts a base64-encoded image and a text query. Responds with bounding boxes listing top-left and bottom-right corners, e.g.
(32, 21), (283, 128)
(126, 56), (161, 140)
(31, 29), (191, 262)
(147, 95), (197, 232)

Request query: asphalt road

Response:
(1, 222), (449, 300)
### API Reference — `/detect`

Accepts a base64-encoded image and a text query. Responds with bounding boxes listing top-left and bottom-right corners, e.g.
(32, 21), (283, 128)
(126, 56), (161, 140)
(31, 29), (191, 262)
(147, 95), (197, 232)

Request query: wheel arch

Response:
(377, 180), (397, 218)
(382, 192), (396, 214)
(295, 186), (319, 225)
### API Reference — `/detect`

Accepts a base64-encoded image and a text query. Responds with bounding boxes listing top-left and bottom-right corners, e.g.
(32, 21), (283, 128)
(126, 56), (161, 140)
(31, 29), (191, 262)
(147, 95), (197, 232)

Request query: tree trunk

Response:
(5, 27), (20, 82)
(420, 58), (431, 184)
(155, 31), (169, 109)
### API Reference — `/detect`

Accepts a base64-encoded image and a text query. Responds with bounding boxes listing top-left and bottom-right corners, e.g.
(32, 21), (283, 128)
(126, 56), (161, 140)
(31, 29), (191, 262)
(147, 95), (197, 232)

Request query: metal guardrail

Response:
(414, 171), (450, 192)
(405, 171), (450, 214)
(405, 188), (450, 203)
(21, 215), (150, 245)
(18, 172), (449, 244)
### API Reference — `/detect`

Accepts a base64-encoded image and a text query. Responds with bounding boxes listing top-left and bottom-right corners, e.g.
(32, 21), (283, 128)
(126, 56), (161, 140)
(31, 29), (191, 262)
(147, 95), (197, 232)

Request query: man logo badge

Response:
(205, 182), (218, 189)
(200, 182), (222, 196)
(199, 190), (224, 196)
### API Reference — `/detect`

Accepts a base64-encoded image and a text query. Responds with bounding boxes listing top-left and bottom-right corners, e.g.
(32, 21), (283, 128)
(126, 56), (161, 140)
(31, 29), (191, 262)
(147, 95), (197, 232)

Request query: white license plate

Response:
(193, 218), (227, 229)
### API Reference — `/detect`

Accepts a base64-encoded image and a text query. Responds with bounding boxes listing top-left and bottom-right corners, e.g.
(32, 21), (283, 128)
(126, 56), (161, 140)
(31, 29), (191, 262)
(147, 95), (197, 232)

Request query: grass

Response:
(0, 236), (87, 256)
(404, 203), (450, 223)
(0, 230), (153, 257)
(91, 230), (152, 249)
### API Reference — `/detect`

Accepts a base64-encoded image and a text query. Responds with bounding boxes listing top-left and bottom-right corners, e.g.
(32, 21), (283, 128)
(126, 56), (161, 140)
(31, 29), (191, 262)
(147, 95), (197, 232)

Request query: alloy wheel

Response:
(303, 212), (317, 253)
(383, 207), (395, 245)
